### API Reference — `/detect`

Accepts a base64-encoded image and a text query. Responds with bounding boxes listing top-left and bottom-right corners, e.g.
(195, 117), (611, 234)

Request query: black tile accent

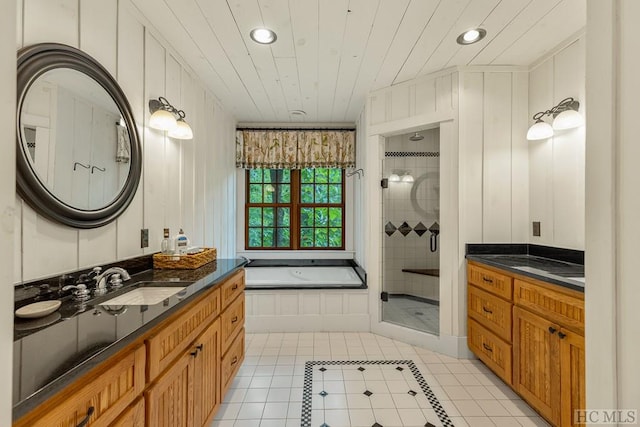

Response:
(465, 243), (583, 265)
(408, 390), (417, 396)
(358, 366), (365, 371)
(301, 360), (454, 427)
(384, 222), (397, 236)
(363, 390), (373, 396)
(319, 390), (328, 397)
(319, 367), (327, 372)
(321, 424), (329, 427)
(413, 221), (428, 237)
(425, 423), (436, 427)
(396, 366), (404, 371)
(398, 222), (412, 236)
(372, 423), (383, 427)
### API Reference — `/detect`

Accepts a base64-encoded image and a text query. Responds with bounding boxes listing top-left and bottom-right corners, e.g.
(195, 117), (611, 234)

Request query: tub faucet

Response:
(94, 267), (131, 294)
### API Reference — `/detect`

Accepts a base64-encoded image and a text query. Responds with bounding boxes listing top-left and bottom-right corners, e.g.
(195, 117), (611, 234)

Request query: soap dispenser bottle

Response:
(174, 228), (190, 255)
(161, 228), (173, 254)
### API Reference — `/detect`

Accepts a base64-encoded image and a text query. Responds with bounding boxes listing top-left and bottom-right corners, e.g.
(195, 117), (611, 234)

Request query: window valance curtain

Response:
(235, 129), (355, 169)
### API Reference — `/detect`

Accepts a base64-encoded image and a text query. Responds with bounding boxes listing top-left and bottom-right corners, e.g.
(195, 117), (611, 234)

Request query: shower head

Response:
(409, 132), (424, 141)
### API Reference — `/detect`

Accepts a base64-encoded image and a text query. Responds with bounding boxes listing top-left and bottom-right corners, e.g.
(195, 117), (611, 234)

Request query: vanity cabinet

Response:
(467, 261), (585, 427)
(13, 344), (146, 427)
(13, 269), (245, 427)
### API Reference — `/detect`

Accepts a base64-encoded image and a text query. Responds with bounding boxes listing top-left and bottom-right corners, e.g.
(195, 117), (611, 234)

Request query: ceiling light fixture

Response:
(456, 28), (487, 45)
(250, 28), (277, 44)
(148, 97), (193, 140)
(526, 97), (584, 141)
(289, 109), (306, 117)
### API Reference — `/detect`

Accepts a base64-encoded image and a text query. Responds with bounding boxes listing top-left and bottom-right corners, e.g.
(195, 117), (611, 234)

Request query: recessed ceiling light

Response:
(250, 28), (277, 44)
(456, 28), (487, 45)
(289, 110), (306, 117)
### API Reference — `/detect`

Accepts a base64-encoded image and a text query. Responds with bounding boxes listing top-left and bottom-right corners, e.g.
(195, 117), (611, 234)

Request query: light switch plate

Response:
(532, 221), (541, 237)
(141, 228), (149, 248)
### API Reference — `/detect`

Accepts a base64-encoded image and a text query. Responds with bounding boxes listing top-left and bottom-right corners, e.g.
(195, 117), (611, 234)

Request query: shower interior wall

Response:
(383, 129), (440, 301)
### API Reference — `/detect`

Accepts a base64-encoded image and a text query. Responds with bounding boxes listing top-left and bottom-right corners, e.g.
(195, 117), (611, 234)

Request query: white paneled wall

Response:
(529, 37), (586, 250)
(15, 0), (237, 283)
(245, 290), (369, 332)
(364, 66), (528, 356)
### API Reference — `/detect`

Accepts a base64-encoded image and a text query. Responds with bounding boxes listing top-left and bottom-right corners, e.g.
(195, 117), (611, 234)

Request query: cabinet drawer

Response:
(146, 287), (220, 381)
(514, 279), (584, 335)
(468, 285), (513, 342)
(468, 319), (512, 385)
(221, 329), (245, 396)
(221, 293), (245, 353)
(468, 263), (513, 300)
(220, 269), (245, 310)
(14, 345), (146, 427)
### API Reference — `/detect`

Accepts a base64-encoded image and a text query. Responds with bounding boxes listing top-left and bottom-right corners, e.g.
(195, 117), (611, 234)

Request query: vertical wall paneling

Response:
(115, 1), (145, 260)
(414, 79), (436, 116)
(528, 60), (554, 245)
(143, 33), (167, 254)
(16, 0), (23, 48)
(23, 0), (79, 47)
(551, 39), (585, 250)
(0, 2), (16, 422)
(435, 74), (453, 112)
(482, 73), (513, 242)
(390, 85), (410, 121)
(203, 95), (216, 248)
(180, 70), (195, 240)
(510, 72), (530, 242)
(192, 88), (206, 246)
(164, 54), (182, 243)
(14, 198), (22, 284)
(79, 0), (117, 75)
(458, 72), (484, 244)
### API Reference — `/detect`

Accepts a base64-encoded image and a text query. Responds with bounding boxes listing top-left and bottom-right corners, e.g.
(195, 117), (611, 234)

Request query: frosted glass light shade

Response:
(388, 173), (400, 182)
(401, 174), (414, 183)
(168, 119), (193, 140)
(149, 109), (177, 131)
(527, 121), (554, 140)
(552, 109), (584, 130)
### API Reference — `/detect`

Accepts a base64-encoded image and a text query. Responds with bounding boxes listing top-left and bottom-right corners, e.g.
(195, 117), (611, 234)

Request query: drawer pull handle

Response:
(482, 343), (493, 352)
(196, 344), (204, 352)
(231, 316), (238, 323)
(482, 306), (493, 314)
(558, 332), (567, 339)
(548, 327), (557, 334)
(231, 356), (238, 366)
(76, 406), (95, 427)
(232, 284), (238, 290)
(482, 276), (494, 283)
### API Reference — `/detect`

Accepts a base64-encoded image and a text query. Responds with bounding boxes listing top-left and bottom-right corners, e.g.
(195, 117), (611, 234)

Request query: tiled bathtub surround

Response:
(383, 130), (440, 306)
(212, 332), (551, 427)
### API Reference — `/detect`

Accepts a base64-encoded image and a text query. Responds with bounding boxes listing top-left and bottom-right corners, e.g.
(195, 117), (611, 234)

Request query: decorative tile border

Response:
(301, 359), (454, 427)
(385, 151), (440, 158)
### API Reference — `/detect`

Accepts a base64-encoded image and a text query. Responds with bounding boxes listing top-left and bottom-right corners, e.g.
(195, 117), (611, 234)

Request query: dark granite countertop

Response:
(12, 258), (247, 421)
(466, 244), (584, 293)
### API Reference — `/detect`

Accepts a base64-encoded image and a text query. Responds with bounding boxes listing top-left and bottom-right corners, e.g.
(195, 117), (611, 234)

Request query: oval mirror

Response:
(16, 43), (141, 228)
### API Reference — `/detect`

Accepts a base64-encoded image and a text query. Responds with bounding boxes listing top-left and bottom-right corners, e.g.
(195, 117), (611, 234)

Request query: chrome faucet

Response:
(94, 267), (131, 294)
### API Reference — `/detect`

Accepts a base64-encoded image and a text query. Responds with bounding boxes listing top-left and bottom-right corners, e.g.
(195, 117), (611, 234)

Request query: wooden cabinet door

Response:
(193, 318), (221, 427)
(111, 397), (145, 427)
(560, 329), (586, 427)
(513, 307), (561, 426)
(145, 351), (195, 427)
(13, 345), (145, 427)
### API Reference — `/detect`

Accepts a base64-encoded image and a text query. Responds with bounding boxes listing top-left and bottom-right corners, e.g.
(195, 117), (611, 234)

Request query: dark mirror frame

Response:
(16, 43), (142, 229)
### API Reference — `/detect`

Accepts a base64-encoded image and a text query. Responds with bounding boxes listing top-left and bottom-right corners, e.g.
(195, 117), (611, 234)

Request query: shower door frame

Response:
(365, 116), (468, 358)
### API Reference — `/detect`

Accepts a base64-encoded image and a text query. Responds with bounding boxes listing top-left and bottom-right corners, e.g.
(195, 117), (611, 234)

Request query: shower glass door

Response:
(381, 130), (440, 335)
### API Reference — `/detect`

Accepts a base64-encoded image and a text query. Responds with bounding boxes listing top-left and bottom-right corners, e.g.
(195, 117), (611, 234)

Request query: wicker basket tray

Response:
(153, 248), (217, 270)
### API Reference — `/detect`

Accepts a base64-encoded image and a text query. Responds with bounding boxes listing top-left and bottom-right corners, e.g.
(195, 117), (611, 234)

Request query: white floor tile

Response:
(262, 402), (289, 419)
(236, 403), (265, 419)
(348, 408), (375, 426)
(454, 399), (487, 417)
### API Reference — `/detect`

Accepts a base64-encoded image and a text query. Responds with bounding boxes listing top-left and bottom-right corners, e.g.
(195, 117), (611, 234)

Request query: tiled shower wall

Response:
(383, 129), (439, 301)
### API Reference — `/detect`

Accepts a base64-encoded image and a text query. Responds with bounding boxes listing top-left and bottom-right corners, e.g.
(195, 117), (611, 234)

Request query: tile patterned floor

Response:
(211, 332), (551, 427)
(382, 297), (440, 335)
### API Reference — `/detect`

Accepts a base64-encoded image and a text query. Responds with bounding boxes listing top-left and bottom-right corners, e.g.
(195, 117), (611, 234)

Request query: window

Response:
(246, 168), (344, 250)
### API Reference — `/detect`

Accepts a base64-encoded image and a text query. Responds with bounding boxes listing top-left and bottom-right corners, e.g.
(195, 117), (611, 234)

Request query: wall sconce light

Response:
(148, 97), (193, 140)
(526, 97), (584, 141)
(387, 172), (413, 183)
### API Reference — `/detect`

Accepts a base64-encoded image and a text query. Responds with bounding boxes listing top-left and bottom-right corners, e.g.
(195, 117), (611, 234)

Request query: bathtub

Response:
(245, 266), (365, 289)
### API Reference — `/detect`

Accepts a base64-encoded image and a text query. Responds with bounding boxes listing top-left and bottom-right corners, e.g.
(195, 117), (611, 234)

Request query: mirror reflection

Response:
(20, 68), (131, 210)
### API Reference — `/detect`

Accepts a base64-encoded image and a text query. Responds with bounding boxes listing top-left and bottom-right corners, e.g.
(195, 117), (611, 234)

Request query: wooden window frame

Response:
(245, 169), (345, 250)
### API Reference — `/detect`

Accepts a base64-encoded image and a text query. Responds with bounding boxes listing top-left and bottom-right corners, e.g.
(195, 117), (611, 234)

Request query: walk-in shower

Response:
(381, 129), (440, 335)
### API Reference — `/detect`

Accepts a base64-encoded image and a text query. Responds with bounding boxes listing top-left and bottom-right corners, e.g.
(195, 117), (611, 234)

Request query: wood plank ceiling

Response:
(130, 0), (585, 123)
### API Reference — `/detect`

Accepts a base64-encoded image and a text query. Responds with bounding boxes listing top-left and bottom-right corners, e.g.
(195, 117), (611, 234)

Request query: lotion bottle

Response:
(174, 228), (190, 255)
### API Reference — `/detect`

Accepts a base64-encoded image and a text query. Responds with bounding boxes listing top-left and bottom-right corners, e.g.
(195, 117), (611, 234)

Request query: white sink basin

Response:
(99, 287), (185, 306)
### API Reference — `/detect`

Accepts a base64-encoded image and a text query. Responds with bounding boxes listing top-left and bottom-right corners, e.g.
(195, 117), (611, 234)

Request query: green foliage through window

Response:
(246, 168), (344, 249)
